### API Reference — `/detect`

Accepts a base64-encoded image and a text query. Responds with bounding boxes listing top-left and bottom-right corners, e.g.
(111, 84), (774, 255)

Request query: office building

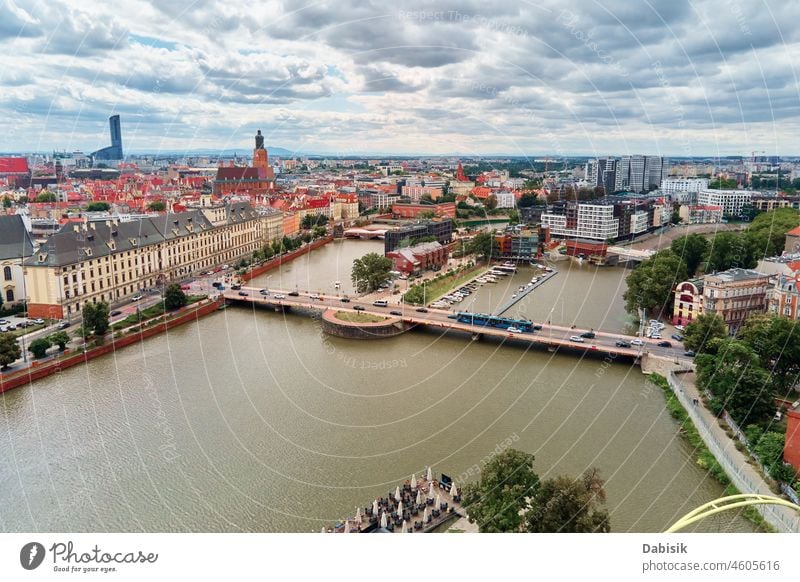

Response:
(91, 115), (124, 161)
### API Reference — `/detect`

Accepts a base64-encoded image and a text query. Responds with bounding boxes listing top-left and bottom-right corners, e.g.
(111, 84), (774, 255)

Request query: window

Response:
(5, 289), (13, 302)
(3, 266), (10, 281)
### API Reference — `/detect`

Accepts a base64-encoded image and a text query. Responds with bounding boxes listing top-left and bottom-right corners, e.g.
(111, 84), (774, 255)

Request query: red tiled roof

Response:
(787, 226), (800, 237)
(0, 157), (29, 174)
(216, 167), (260, 181)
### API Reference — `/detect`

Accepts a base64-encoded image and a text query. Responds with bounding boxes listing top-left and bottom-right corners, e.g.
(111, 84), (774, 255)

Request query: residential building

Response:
(678, 204), (724, 224)
(697, 189), (754, 218)
(769, 270), (800, 320)
(541, 200), (619, 241)
(660, 178), (709, 202)
(401, 185), (442, 202)
(494, 191), (516, 209)
(494, 226), (548, 261)
(701, 268), (771, 333)
(751, 194), (800, 213)
(24, 203), (283, 319)
(386, 241), (448, 275)
(0, 215), (35, 305)
(785, 402), (800, 471)
(391, 202), (456, 219)
(672, 279), (704, 327)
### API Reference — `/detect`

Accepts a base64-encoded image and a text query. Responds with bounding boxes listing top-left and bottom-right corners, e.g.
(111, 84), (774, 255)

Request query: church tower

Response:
(252, 129), (274, 181)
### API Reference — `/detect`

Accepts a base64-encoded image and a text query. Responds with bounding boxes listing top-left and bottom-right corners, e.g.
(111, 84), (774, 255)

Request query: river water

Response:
(0, 240), (754, 532)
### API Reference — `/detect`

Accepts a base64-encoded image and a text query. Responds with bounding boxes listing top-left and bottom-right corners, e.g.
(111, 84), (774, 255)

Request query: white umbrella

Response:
(402, 519), (408, 533)
(428, 483), (435, 497)
(423, 507), (429, 523)
(380, 512), (388, 529)
(436, 494), (441, 507)
(395, 486), (401, 502)
(344, 520), (350, 534)
(355, 507), (362, 524)
(321, 526), (326, 533)
(397, 501), (403, 516)
(372, 500), (379, 515)
(415, 491), (422, 505)
(426, 466), (433, 481)
(450, 480), (457, 496)
(410, 473), (417, 489)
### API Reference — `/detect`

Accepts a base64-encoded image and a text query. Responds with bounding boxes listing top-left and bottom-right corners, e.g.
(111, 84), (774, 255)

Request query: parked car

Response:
(671, 333), (684, 341)
(657, 341), (672, 348)
(353, 305), (366, 311)
(58, 321), (71, 329)
(288, 291), (300, 297)
(0, 319), (8, 325)
(110, 310), (122, 317)
(675, 324), (685, 331)
(569, 336), (585, 343)
(340, 297), (351, 303)
(274, 294), (286, 299)
(6, 323), (16, 330)
(615, 340), (631, 348)
(684, 350), (696, 357)
(33, 318), (45, 324)
(238, 291), (249, 297)
(132, 294), (143, 301)
(631, 338), (644, 346)
(415, 307), (428, 313)
(230, 284), (242, 290)
(389, 310), (403, 316)
(580, 331), (596, 339)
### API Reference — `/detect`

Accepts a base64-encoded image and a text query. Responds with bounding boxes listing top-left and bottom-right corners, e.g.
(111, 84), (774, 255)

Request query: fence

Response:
(666, 371), (800, 532)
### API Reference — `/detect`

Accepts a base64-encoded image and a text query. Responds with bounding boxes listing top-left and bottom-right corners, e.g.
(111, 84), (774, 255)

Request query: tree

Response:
(670, 234), (709, 278)
(695, 338), (774, 425)
(517, 194), (541, 208)
(485, 194), (498, 210)
(164, 283), (188, 311)
(86, 201), (110, 212)
(507, 209), (520, 225)
(707, 177), (738, 189)
(462, 449), (540, 532)
(742, 208), (800, 260)
(47, 331), (70, 350)
(739, 314), (800, 394)
(623, 250), (688, 320)
(36, 192), (57, 202)
(683, 313), (727, 354)
(2, 195), (12, 208)
(704, 232), (755, 272)
(468, 232), (496, 260)
(147, 201), (166, 212)
(82, 301), (110, 337)
(351, 253), (392, 293)
(28, 337), (52, 359)
(0, 332), (21, 369)
(525, 469), (610, 533)
(312, 226), (326, 239)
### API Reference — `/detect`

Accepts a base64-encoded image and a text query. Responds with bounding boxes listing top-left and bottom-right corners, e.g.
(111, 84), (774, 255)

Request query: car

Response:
(110, 310), (122, 316)
(657, 341), (672, 348)
(58, 321), (71, 329)
(230, 284), (242, 290)
(507, 326), (522, 333)
(212, 281), (223, 289)
(33, 318), (45, 324)
(415, 307), (428, 313)
(389, 310), (403, 316)
(238, 291), (248, 297)
(353, 305), (366, 311)
(6, 323), (16, 330)
(684, 350), (696, 357)
(340, 297), (351, 303)
(671, 333), (684, 341)
(309, 294), (321, 300)
(274, 294), (286, 299)
(259, 289), (269, 295)
(288, 291), (300, 297)
(447, 314), (458, 319)
(0, 319), (8, 325)
(569, 336), (585, 343)
(615, 340), (631, 348)
(580, 331), (596, 339)
(132, 294), (143, 301)
(532, 324), (543, 331)
(631, 338), (644, 346)
(675, 324), (685, 331)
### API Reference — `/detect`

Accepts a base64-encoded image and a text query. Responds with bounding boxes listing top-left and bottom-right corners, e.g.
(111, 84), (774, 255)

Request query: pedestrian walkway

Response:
(668, 371), (800, 532)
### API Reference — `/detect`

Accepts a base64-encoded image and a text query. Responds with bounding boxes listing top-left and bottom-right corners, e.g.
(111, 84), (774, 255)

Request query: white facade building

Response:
(697, 189), (754, 217)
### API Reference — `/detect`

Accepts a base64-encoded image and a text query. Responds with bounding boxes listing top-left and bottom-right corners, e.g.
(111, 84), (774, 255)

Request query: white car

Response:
(33, 318), (45, 324)
(675, 324), (685, 331)
(132, 294), (143, 301)
(274, 294), (286, 299)
(569, 335), (585, 343)
(507, 327), (523, 333)
(631, 338), (644, 346)
(309, 294), (321, 300)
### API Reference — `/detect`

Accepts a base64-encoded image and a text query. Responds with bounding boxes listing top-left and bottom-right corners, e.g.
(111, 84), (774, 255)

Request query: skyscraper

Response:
(92, 115), (123, 161)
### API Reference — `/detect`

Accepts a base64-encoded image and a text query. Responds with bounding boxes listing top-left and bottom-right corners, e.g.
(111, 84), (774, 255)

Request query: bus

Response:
(454, 312), (534, 332)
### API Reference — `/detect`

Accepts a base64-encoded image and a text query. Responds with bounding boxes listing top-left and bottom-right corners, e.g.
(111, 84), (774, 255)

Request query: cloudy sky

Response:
(1, 0), (798, 156)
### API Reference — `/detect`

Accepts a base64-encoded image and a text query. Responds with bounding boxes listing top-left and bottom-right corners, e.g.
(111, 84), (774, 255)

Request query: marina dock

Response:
(493, 268), (558, 316)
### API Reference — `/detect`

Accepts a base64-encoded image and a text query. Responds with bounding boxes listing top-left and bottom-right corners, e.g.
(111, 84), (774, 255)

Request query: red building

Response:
(391, 202), (456, 219)
(386, 241), (449, 275)
(564, 238), (608, 258)
(785, 406), (800, 471)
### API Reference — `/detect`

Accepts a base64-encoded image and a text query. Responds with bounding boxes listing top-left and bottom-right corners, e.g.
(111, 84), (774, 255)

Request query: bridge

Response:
(222, 287), (691, 365)
(606, 246), (655, 265)
(343, 227), (388, 239)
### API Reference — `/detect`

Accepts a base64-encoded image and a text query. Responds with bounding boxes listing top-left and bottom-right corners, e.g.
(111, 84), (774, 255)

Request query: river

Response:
(0, 240), (754, 532)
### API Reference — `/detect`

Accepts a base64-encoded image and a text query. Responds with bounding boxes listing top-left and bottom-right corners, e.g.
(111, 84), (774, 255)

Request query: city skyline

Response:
(2, 0), (799, 157)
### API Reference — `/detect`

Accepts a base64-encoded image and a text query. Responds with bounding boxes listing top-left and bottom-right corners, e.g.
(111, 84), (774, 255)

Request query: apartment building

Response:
(751, 194), (800, 213)
(697, 189), (754, 217)
(541, 201), (619, 241)
(769, 271), (800, 320)
(401, 185), (443, 202)
(672, 279), (705, 327)
(0, 215), (34, 305)
(24, 203), (283, 319)
(660, 178), (709, 203)
(678, 204), (723, 224)
(702, 268), (771, 333)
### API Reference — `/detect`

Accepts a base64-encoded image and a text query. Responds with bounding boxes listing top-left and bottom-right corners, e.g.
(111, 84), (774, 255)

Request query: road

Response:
(225, 286), (693, 362)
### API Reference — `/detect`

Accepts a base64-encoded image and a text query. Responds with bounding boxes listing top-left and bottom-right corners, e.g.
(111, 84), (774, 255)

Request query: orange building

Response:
(283, 212), (300, 236)
(785, 405), (800, 471)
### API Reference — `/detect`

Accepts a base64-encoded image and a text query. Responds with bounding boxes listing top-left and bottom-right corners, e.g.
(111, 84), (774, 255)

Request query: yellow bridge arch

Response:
(666, 494), (800, 533)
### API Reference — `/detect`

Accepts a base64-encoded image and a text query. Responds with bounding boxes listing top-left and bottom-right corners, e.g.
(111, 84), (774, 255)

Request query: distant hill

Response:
(126, 146), (300, 157)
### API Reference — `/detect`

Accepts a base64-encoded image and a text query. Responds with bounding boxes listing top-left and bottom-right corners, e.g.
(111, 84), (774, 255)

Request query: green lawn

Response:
(404, 265), (487, 305)
(334, 311), (387, 323)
